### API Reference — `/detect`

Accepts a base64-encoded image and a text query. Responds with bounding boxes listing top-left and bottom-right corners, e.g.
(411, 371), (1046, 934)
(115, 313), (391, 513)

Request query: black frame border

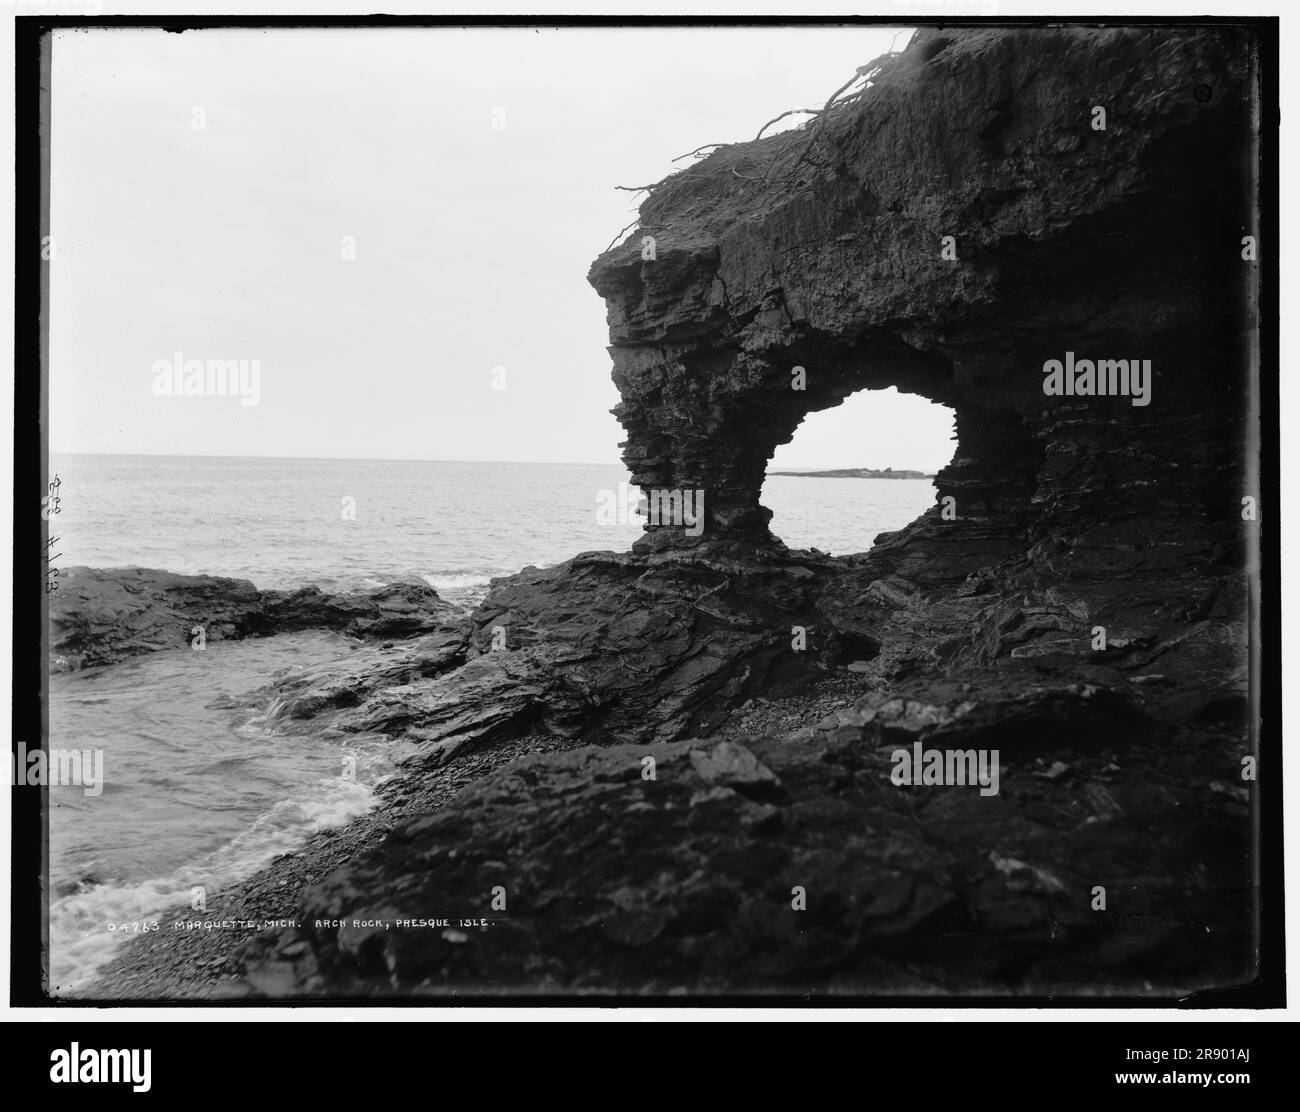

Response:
(12, 12), (1283, 1011)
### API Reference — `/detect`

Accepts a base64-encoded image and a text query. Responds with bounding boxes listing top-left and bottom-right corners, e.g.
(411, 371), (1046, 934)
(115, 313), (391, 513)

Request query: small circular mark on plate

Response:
(1194, 84), (1213, 103)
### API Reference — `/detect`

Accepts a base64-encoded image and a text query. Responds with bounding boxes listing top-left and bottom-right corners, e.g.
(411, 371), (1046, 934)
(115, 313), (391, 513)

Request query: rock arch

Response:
(463, 23), (1255, 744)
(589, 26), (1253, 602)
(243, 25), (1263, 996)
(758, 387), (956, 555)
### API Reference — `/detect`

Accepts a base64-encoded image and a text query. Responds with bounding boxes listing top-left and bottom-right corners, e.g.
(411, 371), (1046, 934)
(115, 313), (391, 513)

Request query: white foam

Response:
(420, 572), (496, 592)
(48, 741), (395, 996)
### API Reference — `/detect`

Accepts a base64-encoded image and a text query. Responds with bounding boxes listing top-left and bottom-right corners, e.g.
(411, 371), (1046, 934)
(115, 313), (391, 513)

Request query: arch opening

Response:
(761, 386), (956, 555)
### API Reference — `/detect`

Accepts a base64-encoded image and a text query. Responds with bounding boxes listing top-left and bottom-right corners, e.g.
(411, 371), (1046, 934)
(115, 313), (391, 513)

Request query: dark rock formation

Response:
(49, 567), (465, 671)
(342, 23), (1253, 758)
(590, 26), (1253, 565)
(225, 25), (1259, 996)
(238, 717), (1251, 996)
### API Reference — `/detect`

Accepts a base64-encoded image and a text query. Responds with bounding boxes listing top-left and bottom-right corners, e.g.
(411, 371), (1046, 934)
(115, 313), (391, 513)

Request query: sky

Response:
(48, 25), (956, 472)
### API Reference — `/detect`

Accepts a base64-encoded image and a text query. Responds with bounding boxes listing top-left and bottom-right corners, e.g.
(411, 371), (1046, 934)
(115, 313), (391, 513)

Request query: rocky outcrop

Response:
(49, 567), (466, 671)
(368, 23), (1253, 759)
(590, 26), (1254, 568)
(237, 711), (1251, 996)
(224, 26), (1261, 996)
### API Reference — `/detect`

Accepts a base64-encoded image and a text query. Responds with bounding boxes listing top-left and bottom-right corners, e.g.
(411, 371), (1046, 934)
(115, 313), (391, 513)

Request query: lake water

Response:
(44, 453), (937, 992)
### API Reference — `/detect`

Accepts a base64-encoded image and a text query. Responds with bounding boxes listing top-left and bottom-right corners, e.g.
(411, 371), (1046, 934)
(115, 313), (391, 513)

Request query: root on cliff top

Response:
(604, 37), (918, 253)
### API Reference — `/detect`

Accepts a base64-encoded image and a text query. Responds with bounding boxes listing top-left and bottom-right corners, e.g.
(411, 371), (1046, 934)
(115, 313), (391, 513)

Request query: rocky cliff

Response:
(441, 23), (1256, 753)
(131, 26), (1262, 997)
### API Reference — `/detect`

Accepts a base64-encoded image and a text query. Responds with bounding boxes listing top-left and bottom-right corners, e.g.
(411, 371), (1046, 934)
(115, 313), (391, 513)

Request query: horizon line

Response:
(49, 449), (936, 472)
(49, 449), (626, 467)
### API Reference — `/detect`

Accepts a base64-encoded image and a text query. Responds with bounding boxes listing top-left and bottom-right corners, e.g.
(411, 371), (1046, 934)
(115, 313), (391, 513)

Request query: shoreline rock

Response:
(79, 672), (1251, 999)
(49, 566), (467, 672)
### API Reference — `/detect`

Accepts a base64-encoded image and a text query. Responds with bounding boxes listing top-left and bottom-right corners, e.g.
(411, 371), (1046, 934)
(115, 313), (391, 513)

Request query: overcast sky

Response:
(49, 25), (955, 472)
